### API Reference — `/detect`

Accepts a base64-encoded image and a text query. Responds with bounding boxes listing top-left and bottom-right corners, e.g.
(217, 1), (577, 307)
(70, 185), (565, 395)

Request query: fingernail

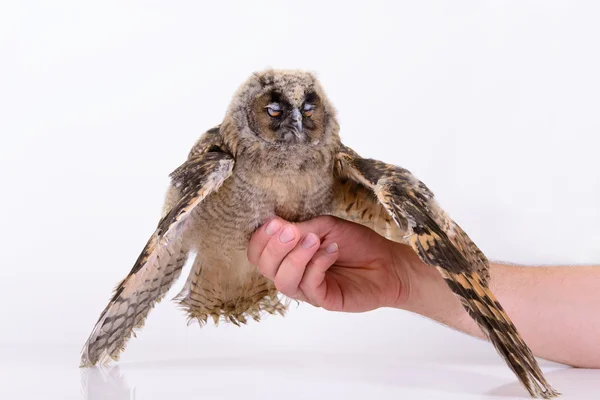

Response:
(326, 243), (338, 254)
(279, 226), (296, 243)
(265, 219), (281, 236)
(301, 233), (318, 248)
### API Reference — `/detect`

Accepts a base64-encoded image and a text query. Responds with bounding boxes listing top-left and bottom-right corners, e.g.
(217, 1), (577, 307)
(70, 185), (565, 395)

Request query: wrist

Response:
(389, 242), (450, 314)
(391, 242), (476, 328)
(387, 242), (424, 311)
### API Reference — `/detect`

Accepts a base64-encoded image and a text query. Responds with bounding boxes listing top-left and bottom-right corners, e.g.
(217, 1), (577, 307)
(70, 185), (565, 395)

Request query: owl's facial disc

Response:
(265, 102), (304, 141)
(251, 90), (325, 145)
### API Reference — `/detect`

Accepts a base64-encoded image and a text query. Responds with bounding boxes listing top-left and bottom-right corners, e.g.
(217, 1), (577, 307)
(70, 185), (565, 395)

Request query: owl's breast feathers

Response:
(223, 136), (338, 223)
(169, 130), (337, 326)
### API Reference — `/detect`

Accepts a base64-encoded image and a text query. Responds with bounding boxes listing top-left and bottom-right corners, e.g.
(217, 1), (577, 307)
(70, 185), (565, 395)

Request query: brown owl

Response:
(81, 69), (558, 398)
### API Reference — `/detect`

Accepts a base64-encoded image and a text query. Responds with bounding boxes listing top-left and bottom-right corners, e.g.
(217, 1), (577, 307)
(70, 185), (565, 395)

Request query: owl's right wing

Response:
(81, 130), (234, 367)
(332, 167), (408, 243)
(331, 144), (558, 399)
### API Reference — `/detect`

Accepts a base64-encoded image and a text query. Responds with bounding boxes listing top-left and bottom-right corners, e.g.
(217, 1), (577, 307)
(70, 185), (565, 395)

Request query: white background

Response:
(1, 1), (599, 399)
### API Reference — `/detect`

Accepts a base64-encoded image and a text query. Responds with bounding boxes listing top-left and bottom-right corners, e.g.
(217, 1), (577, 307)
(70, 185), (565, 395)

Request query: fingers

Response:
(248, 217), (287, 265)
(299, 243), (339, 306)
(273, 233), (320, 297)
(247, 216), (340, 306)
(266, 235), (339, 305)
(249, 219), (302, 280)
(248, 215), (342, 266)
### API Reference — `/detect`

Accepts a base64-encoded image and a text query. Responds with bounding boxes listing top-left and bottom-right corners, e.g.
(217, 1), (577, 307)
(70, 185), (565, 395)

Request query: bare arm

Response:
(400, 243), (600, 368)
(248, 216), (600, 368)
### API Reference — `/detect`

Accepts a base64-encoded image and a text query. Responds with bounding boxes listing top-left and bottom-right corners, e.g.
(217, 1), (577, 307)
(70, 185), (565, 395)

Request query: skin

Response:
(247, 215), (600, 369)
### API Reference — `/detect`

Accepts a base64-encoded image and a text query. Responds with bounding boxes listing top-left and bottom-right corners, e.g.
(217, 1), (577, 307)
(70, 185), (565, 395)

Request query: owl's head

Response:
(227, 69), (339, 147)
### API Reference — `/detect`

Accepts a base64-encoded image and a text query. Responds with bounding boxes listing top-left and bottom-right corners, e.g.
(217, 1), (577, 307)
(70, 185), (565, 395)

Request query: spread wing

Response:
(81, 128), (234, 367)
(332, 172), (407, 243)
(333, 144), (558, 399)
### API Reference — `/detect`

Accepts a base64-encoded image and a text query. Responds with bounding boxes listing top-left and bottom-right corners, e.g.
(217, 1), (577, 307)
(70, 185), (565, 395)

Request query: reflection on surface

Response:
(81, 366), (134, 400)
(77, 352), (598, 399)
(489, 367), (600, 399)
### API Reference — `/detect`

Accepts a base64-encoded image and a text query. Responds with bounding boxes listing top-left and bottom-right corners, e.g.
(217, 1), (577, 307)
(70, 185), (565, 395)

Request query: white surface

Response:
(1, 345), (598, 400)
(1, 1), (599, 399)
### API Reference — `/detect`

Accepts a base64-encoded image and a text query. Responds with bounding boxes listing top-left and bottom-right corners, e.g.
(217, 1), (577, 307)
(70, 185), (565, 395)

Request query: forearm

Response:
(395, 243), (600, 368)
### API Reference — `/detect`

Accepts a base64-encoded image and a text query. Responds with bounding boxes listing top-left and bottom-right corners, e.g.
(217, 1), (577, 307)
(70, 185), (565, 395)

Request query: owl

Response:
(81, 69), (558, 398)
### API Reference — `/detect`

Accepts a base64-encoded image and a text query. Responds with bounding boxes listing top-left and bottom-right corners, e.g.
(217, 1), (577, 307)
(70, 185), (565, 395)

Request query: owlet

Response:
(81, 69), (558, 398)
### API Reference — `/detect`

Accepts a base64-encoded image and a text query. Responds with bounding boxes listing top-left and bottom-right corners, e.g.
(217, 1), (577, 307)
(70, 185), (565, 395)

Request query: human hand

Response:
(247, 215), (415, 312)
(249, 217), (600, 369)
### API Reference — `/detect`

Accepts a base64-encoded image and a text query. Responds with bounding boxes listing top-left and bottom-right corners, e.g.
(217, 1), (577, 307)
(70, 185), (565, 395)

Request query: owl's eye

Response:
(303, 103), (315, 118)
(265, 103), (281, 118)
(267, 108), (281, 117)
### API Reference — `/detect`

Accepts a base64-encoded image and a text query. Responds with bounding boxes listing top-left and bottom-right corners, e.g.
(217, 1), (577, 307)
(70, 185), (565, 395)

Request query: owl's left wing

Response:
(81, 149), (234, 367)
(333, 145), (558, 399)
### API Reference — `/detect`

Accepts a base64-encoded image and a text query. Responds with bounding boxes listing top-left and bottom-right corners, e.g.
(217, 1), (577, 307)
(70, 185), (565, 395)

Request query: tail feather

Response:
(174, 261), (289, 327)
(438, 268), (560, 399)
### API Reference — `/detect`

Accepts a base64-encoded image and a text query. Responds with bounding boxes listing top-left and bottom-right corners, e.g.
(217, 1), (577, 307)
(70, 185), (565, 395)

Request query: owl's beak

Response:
(291, 108), (302, 133)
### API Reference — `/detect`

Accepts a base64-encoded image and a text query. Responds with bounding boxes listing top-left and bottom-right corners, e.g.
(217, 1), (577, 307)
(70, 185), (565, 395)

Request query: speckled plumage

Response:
(81, 69), (557, 398)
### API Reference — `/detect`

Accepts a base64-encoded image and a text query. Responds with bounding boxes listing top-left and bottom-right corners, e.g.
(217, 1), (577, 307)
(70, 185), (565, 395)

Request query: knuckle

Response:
(264, 240), (282, 257)
(287, 251), (313, 271)
(274, 278), (293, 294)
(258, 263), (272, 278)
(298, 280), (312, 294)
(285, 252), (304, 266)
